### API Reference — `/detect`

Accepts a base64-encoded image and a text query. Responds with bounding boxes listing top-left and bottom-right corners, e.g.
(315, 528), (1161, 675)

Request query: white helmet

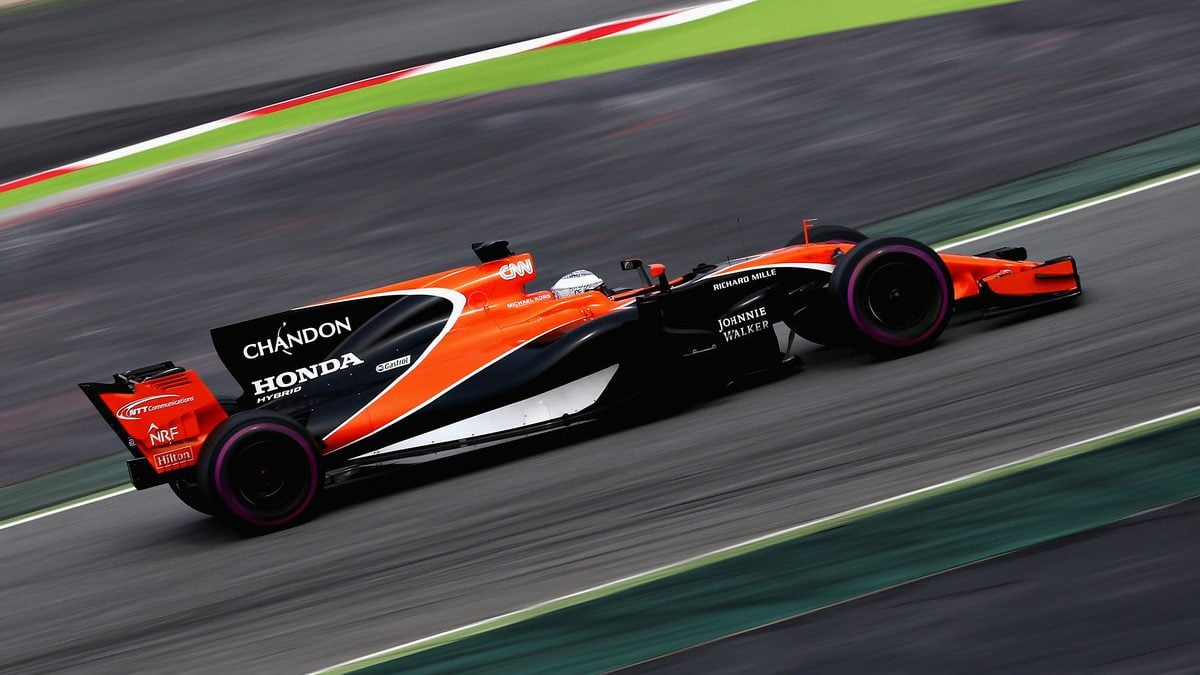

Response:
(551, 269), (605, 298)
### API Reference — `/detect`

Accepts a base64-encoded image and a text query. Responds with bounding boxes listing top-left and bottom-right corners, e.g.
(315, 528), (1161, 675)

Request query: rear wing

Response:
(79, 362), (227, 486)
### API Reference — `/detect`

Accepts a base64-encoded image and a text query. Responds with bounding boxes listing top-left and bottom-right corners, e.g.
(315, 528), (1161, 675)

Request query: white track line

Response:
(313, 403), (1200, 672)
(3, 166), (1198, 534)
(0, 486), (135, 532)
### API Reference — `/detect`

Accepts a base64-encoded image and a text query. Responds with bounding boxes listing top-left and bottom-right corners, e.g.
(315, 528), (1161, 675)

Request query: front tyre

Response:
(197, 411), (323, 533)
(830, 236), (953, 357)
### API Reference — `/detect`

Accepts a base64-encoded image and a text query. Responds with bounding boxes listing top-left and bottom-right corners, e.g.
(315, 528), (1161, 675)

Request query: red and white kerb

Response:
(0, 0), (756, 197)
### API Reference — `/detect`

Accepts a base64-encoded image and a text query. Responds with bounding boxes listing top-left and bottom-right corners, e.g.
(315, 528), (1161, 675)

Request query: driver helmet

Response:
(551, 269), (606, 298)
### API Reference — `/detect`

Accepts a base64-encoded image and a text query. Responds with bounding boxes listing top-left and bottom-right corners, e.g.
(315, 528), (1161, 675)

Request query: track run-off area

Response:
(2, 0), (1200, 672)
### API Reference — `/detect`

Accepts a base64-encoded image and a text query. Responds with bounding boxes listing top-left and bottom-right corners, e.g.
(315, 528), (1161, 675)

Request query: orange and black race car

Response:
(80, 226), (1081, 532)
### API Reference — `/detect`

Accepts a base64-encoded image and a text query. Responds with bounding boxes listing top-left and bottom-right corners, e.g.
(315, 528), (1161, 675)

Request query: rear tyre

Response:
(197, 411), (323, 533)
(169, 479), (214, 516)
(830, 236), (953, 357)
(786, 224), (867, 247)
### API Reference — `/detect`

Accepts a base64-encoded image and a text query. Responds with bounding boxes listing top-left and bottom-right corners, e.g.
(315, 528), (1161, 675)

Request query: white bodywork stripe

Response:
(708, 261), (835, 279)
(355, 365), (619, 458)
(343, 317), (587, 455)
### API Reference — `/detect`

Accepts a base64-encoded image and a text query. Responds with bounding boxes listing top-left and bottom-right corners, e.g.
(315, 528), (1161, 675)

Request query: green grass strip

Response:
(0, 0), (1017, 211)
(0, 484), (133, 530)
(331, 407), (1200, 673)
(869, 124), (1200, 244)
(0, 453), (128, 524)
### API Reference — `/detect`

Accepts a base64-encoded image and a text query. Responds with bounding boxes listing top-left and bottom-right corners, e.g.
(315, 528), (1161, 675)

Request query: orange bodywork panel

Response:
(979, 257), (1080, 297)
(317, 252), (627, 453)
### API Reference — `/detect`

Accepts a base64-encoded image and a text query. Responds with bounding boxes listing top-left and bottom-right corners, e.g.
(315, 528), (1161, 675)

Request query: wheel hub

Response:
(864, 259), (936, 331)
(231, 437), (306, 509)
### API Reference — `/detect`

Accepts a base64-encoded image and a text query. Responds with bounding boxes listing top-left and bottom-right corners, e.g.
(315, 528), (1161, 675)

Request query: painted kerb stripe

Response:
(0, 0), (757, 198)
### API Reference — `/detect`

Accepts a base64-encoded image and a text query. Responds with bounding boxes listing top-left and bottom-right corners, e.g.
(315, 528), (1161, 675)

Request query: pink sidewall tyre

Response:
(829, 236), (953, 357)
(196, 411), (323, 534)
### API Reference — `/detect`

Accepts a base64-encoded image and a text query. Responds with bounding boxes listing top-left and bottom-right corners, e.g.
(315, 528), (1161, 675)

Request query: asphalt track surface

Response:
(3, 133), (1200, 674)
(629, 499), (1200, 674)
(0, 0), (670, 180)
(2, 3), (1200, 674)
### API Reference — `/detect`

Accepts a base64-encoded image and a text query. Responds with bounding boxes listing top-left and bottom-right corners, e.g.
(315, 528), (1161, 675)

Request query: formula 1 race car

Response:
(80, 226), (1081, 532)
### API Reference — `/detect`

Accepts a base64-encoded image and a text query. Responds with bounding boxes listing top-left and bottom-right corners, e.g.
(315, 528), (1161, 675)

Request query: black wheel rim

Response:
(862, 259), (939, 331)
(229, 435), (309, 516)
